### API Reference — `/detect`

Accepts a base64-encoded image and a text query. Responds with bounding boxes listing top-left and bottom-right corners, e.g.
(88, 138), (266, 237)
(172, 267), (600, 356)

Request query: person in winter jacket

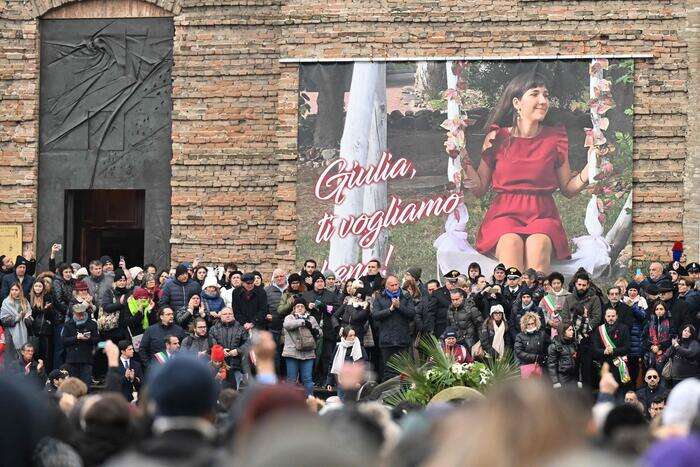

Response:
(182, 317), (215, 358)
(446, 289), (482, 348)
(478, 284), (511, 323)
(277, 273), (306, 320)
(302, 274), (340, 385)
(1, 282), (32, 350)
(327, 326), (367, 397)
(158, 263), (200, 314)
(432, 271), (460, 338)
(200, 275), (225, 314)
(539, 272), (570, 338)
(62, 303), (99, 386)
(332, 279), (370, 342)
(635, 367), (668, 410)
(547, 320), (580, 388)
(593, 308), (631, 386)
(646, 300), (672, 373)
(232, 273), (268, 331)
(562, 274), (602, 330)
(209, 307), (250, 389)
(672, 277), (700, 337)
(372, 275), (416, 382)
(480, 304), (513, 360)
(176, 294), (211, 332)
(510, 289), (546, 340)
(415, 280), (440, 337)
(282, 297), (322, 395)
(440, 327), (472, 364)
(29, 280), (54, 371)
(623, 281), (648, 386)
(139, 308), (185, 366)
(126, 287), (155, 336)
(668, 324), (700, 385)
(0, 256), (35, 302)
(514, 312), (549, 371)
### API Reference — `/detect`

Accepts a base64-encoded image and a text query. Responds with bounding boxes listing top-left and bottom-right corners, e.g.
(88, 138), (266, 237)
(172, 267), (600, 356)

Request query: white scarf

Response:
(330, 337), (363, 375)
(492, 320), (506, 357)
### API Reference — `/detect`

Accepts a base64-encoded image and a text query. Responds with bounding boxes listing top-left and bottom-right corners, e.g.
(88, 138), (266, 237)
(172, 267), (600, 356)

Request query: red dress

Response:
(475, 125), (571, 260)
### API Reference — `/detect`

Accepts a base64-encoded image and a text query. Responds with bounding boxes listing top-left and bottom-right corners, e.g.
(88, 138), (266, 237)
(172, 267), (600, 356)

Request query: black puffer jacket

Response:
(209, 320), (250, 370)
(547, 336), (579, 384)
(158, 278), (200, 313)
(515, 330), (549, 365)
(372, 292), (415, 348)
(415, 293), (438, 336)
(446, 299), (482, 348)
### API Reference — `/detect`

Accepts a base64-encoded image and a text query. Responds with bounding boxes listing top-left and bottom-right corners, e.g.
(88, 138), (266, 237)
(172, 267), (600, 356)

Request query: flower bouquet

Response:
(384, 335), (519, 407)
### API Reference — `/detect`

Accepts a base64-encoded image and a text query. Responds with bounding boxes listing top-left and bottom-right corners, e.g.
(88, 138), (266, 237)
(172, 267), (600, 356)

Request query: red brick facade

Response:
(0, 0), (695, 269)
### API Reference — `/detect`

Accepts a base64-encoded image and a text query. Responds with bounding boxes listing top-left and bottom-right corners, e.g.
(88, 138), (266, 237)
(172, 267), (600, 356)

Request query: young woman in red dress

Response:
(462, 72), (591, 273)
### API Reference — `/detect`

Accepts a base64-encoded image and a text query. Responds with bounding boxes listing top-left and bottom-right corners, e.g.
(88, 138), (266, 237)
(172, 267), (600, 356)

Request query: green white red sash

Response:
(154, 351), (170, 365)
(598, 324), (630, 384)
(541, 294), (558, 315)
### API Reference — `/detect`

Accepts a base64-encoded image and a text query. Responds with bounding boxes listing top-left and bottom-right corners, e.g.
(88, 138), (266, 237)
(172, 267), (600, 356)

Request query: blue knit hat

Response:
(148, 354), (219, 417)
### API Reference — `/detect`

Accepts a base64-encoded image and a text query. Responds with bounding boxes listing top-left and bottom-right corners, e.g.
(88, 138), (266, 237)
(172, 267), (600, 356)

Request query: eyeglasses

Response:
(646, 375), (659, 380)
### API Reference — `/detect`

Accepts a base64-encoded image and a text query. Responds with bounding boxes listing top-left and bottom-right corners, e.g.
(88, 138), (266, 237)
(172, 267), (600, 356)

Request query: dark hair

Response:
(427, 279), (441, 288)
(548, 272), (565, 284)
(224, 262), (237, 271)
(304, 259), (317, 267)
(449, 288), (464, 298)
(159, 307), (174, 316)
(651, 300), (668, 314)
(341, 326), (356, 338)
(144, 263), (157, 271)
(164, 334), (179, 345)
(679, 277), (695, 288)
(575, 272), (591, 283)
(484, 70), (551, 130)
(608, 286), (622, 295)
(57, 262), (72, 275)
(557, 320), (574, 339)
(117, 340), (132, 352)
(650, 395), (666, 405)
(681, 324), (697, 339)
(368, 259), (381, 268)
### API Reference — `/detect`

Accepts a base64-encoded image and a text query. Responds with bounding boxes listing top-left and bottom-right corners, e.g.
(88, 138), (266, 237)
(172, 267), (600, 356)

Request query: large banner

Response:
(297, 60), (634, 281)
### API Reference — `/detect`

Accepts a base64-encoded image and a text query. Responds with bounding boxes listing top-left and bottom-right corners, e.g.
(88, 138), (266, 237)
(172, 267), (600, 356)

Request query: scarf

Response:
(598, 324), (631, 383)
(128, 296), (152, 331)
(384, 289), (401, 300)
(330, 337), (363, 375)
(492, 320), (506, 358)
(521, 301), (533, 312)
(74, 315), (88, 326)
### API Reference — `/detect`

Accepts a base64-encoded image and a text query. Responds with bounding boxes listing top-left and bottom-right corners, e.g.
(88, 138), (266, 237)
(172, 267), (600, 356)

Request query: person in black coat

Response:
(415, 280), (440, 337)
(635, 367), (667, 410)
(592, 307), (631, 387)
(514, 312), (549, 368)
(116, 340), (142, 402)
(0, 256), (35, 302)
(301, 274), (339, 385)
(62, 303), (99, 387)
(371, 275), (415, 382)
(668, 324), (700, 385)
(232, 274), (268, 331)
(139, 308), (185, 367)
(432, 271), (461, 338)
(547, 320), (580, 388)
(332, 280), (370, 342)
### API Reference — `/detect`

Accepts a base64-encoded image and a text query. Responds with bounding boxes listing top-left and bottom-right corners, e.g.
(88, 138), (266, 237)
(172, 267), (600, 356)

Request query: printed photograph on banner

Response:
(297, 60), (633, 281)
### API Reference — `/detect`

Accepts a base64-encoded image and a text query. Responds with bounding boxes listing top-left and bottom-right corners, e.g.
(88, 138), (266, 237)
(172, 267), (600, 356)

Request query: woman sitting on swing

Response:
(461, 71), (591, 274)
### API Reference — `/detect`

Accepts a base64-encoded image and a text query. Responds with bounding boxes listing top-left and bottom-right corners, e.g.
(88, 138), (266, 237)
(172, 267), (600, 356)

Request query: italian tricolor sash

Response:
(598, 324), (630, 384)
(541, 294), (558, 315)
(154, 351), (169, 365)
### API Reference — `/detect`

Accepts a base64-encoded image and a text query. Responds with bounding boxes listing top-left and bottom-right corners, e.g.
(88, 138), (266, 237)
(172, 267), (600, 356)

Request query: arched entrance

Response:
(37, 0), (174, 268)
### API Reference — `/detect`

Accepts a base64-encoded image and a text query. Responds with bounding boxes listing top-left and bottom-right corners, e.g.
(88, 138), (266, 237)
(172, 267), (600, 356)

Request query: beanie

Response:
(175, 263), (189, 278)
(148, 354), (218, 417)
(407, 267), (422, 281)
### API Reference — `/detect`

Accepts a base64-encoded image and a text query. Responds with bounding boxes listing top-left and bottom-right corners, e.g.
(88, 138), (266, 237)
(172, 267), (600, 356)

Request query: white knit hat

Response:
(203, 274), (220, 289)
(490, 304), (505, 315)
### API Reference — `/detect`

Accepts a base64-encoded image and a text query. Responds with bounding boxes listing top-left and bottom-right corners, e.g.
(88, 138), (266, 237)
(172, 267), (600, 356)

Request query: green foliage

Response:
(614, 59), (634, 85)
(383, 335), (519, 407)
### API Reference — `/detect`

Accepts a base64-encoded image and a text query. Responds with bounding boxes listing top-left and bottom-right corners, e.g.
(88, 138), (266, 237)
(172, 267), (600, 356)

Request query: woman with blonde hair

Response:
(515, 311), (549, 377)
(0, 282), (32, 350)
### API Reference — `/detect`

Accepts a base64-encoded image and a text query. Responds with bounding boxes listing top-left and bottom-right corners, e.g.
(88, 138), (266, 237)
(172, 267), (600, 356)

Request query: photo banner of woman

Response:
(296, 59), (634, 281)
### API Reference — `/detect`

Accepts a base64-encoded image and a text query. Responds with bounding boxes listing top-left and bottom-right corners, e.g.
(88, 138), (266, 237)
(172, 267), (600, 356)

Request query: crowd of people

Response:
(1, 247), (699, 466)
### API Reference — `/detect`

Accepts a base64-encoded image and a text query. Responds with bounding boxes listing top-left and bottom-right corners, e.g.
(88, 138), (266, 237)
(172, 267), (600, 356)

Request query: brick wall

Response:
(0, 0), (694, 270)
